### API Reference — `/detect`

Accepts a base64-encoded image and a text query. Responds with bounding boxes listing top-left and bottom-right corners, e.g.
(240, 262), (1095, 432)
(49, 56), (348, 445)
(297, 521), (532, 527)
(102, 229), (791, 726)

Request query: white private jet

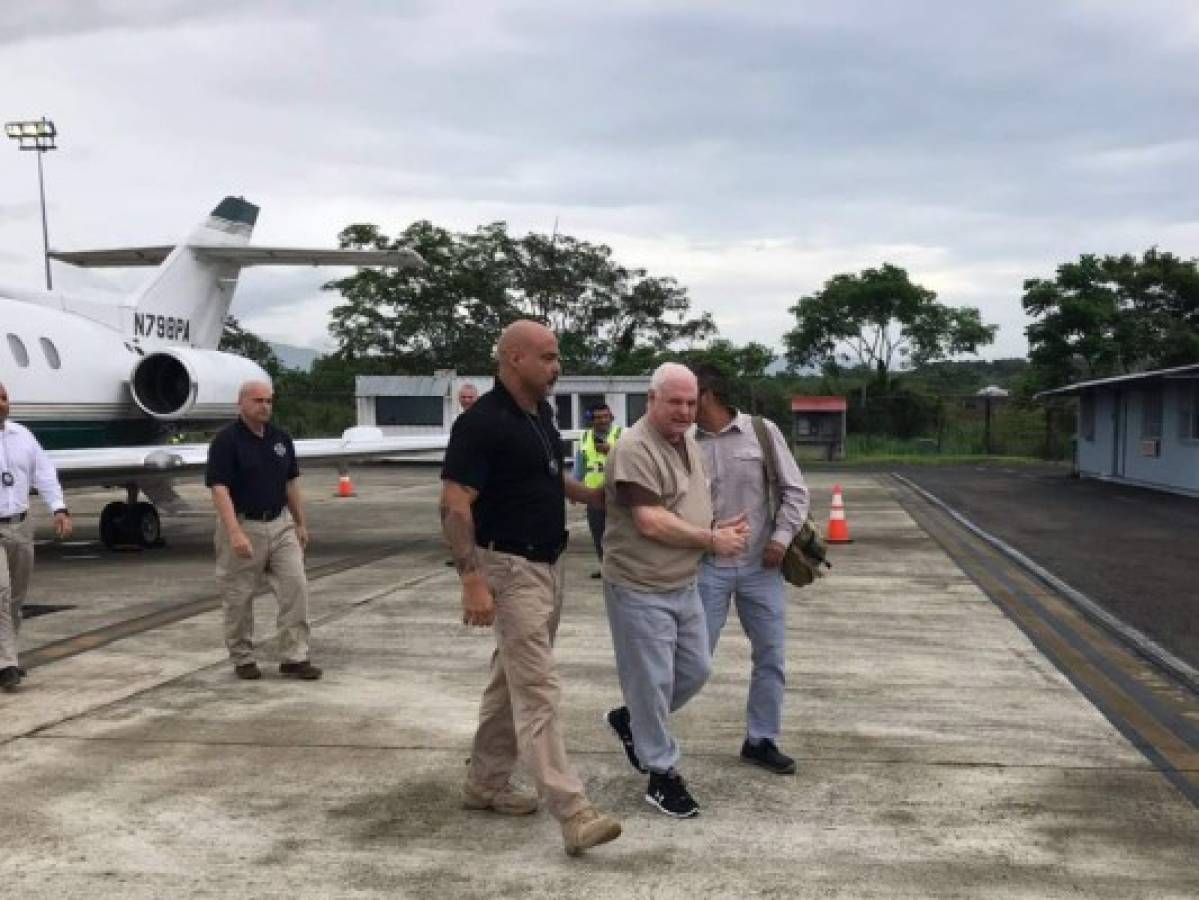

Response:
(0, 196), (449, 548)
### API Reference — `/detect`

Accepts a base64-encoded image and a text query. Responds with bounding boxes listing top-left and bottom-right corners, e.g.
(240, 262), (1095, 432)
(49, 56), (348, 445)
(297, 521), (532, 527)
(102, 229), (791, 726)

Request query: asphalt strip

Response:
(890, 472), (1199, 695)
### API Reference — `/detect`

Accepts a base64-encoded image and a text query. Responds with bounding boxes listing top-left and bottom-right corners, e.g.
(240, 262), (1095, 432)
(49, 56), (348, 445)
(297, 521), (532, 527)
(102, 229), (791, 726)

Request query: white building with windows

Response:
(355, 373), (651, 457)
(1039, 363), (1199, 496)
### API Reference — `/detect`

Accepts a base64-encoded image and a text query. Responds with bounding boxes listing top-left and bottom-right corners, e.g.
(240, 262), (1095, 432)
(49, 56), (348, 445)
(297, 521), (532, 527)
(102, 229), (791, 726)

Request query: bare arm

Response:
(563, 478), (603, 507)
(210, 485), (241, 534)
(631, 504), (713, 549)
(619, 482), (749, 556)
(210, 485), (252, 558)
(439, 479), (495, 627)
(286, 478), (309, 548)
(440, 479), (481, 576)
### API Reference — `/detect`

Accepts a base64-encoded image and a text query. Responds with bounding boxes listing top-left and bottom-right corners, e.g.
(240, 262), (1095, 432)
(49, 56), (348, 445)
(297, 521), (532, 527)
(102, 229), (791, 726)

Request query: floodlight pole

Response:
(36, 148), (51, 290)
(5, 117), (58, 290)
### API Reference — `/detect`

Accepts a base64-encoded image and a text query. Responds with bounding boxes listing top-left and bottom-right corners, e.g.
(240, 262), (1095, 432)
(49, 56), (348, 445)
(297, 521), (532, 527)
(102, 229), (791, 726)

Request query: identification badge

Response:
(1, 472), (13, 487)
(274, 443), (287, 457)
(548, 458), (560, 476)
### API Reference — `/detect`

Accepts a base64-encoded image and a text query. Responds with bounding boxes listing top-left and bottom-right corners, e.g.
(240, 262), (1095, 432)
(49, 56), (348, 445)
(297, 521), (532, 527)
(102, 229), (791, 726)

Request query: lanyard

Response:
(0, 429), (13, 489)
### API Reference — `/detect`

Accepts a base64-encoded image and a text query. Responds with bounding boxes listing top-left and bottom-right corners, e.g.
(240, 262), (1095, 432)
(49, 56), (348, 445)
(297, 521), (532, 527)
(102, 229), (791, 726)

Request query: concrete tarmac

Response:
(2, 469), (1198, 898)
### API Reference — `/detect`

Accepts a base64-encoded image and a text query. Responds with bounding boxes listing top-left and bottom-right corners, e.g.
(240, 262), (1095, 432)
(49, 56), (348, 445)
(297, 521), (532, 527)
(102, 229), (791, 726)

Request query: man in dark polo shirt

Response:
(440, 319), (621, 857)
(205, 380), (320, 681)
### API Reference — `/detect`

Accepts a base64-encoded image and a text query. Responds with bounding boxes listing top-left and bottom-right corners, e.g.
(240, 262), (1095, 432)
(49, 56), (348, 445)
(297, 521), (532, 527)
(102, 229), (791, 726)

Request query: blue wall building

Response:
(1040, 363), (1199, 496)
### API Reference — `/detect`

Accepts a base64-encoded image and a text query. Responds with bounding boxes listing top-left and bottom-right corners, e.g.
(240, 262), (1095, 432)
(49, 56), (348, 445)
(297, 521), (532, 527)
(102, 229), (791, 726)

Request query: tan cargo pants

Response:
(0, 518), (34, 669)
(468, 548), (589, 822)
(215, 510), (310, 666)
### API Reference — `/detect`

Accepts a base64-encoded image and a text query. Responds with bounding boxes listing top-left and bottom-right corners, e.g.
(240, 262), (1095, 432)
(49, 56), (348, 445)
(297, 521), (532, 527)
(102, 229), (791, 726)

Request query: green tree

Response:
(1023, 248), (1199, 390)
(324, 220), (714, 374)
(326, 221), (514, 374)
(676, 339), (776, 378)
(784, 264), (996, 386)
(219, 315), (282, 375)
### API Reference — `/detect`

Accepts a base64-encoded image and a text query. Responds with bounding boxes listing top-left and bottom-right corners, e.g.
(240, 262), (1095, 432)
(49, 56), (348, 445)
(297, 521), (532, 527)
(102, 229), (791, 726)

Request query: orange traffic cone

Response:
(335, 472), (356, 498)
(827, 483), (851, 543)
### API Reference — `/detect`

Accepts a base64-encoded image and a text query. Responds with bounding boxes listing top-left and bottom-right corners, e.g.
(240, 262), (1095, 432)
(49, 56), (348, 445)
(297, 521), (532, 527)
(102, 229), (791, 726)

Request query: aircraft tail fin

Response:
(48, 196), (422, 351)
(124, 196), (259, 349)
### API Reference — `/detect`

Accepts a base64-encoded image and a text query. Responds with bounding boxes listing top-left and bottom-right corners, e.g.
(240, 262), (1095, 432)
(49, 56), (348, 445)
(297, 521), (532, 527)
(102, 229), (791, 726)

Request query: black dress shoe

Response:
(280, 660), (323, 680)
(740, 738), (797, 775)
(0, 666), (20, 690)
(234, 662), (262, 680)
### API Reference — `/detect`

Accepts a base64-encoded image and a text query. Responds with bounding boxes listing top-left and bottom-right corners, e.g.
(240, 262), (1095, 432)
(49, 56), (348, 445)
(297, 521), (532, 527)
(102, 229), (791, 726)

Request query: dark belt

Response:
(239, 508), (284, 523)
(481, 532), (569, 564)
(0, 512), (27, 524)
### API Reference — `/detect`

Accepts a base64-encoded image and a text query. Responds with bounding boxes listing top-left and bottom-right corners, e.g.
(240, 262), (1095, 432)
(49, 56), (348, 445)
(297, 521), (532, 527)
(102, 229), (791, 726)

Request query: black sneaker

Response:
(234, 662), (262, 680)
(0, 666), (20, 691)
(605, 706), (647, 773)
(280, 660), (323, 681)
(645, 771), (699, 818)
(740, 738), (797, 775)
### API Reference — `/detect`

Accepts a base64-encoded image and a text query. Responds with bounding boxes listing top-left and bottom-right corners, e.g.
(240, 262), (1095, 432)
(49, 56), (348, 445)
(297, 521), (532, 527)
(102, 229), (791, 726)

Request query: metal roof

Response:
(791, 396), (847, 412)
(1035, 363), (1199, 398)
(355, 375), (452, 397)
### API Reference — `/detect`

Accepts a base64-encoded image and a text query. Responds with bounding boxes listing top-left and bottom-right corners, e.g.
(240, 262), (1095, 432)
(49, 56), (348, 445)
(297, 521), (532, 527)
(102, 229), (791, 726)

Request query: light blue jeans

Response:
(604, 579), (712, 774)
(697, 561), (787, 743)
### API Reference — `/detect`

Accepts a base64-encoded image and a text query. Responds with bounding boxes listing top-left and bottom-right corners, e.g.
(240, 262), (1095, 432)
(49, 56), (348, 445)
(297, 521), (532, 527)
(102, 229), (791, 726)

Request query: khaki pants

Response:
(468, 548), (588, 822)
(215, 510), (310, 666)
(0, 518), (34, 669)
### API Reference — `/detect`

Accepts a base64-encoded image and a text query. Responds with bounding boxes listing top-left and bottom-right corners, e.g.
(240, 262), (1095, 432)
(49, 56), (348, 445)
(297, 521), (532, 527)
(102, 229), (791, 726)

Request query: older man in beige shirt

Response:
(601, 363), (748, 818)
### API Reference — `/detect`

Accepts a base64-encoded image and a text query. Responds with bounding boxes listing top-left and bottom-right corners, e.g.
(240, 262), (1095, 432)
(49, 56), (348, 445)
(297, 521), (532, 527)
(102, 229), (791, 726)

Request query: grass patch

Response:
(806, 454), (1061, 468)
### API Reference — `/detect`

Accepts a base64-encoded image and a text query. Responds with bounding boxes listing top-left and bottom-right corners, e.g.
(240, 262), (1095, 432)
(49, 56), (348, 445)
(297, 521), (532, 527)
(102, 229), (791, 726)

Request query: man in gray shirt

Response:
(693, 364), (809, 775)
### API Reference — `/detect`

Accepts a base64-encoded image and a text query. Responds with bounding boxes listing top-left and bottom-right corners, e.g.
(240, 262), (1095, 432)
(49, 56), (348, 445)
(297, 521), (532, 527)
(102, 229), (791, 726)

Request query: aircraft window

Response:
(39, 337), (61, 369)
(6, 334), (29, 367)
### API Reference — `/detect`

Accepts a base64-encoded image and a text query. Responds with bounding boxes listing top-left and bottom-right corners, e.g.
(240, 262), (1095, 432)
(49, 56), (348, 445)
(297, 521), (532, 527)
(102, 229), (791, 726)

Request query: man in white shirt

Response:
(0, 382), (72, 690)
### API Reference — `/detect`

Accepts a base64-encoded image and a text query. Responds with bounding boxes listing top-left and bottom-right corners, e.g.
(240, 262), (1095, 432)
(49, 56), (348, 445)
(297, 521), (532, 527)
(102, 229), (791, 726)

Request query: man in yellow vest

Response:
(573, 402), (620, 578)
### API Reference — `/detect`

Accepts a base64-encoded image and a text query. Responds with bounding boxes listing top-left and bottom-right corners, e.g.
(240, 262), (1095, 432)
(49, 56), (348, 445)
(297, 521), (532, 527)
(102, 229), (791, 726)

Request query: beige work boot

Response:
(561, 805), (622, 856)
(462, 780), (539, 816)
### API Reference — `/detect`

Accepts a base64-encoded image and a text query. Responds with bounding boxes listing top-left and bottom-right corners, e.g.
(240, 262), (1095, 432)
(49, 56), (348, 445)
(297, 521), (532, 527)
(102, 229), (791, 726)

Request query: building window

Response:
(579, 393), (606, 426)
(1180, 381), (1199, 442)
(1079, 392), (1095, 441)
(554, 394), (573, 430)
(626, 392), (648, 424)
(39, 337), (61, 369)
(6, 334), (29, 367)
(1141, 386), (1163, 439)
(374, 396), (443, 427)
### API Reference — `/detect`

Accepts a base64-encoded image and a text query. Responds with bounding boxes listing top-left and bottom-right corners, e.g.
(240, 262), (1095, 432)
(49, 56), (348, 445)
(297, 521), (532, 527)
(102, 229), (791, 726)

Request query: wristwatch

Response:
(55, 507), (70, 516)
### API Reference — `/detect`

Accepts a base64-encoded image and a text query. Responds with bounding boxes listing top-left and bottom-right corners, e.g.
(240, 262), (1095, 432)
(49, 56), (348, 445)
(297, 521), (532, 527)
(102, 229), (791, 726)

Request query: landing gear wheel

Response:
(132, 502), (161, 547)
(99, 501), (126, 549)
(98, 501), (163, 549)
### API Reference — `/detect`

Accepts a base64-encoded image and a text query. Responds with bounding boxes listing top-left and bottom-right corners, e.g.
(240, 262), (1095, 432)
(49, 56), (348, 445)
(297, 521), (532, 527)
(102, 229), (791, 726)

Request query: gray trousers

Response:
(0, 519), (34, 669)
(604, 579), (712, 774)
(586, 506), (606, 561)
(698, 560), (787, 743)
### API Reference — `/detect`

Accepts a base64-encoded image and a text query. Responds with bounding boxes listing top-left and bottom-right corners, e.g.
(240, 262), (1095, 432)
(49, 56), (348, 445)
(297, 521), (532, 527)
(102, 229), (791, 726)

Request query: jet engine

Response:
(129, 348), (270, 421)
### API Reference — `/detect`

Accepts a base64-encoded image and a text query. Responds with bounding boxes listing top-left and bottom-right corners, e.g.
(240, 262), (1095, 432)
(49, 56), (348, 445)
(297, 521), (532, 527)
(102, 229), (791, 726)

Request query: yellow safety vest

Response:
(580, 426), (621, 488)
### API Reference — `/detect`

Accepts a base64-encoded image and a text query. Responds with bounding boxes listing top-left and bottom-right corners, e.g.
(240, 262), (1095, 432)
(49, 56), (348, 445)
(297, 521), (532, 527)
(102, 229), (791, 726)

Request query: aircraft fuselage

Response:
(0, 294), (166, 449)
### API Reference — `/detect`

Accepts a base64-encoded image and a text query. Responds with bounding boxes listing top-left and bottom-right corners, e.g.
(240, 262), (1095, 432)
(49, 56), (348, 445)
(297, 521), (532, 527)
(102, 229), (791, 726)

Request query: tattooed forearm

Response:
(440, 502), (480, 576)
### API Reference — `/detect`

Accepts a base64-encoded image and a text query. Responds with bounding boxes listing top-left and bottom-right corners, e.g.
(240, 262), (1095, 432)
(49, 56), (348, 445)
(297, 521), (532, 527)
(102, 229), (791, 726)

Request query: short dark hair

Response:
(587, 402), (612, 415)
(690, 362), (733, 408)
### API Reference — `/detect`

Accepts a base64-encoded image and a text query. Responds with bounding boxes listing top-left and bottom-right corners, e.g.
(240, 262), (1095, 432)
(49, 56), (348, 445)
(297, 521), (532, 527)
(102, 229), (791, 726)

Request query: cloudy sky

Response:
(2, 0), (1198, 362)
